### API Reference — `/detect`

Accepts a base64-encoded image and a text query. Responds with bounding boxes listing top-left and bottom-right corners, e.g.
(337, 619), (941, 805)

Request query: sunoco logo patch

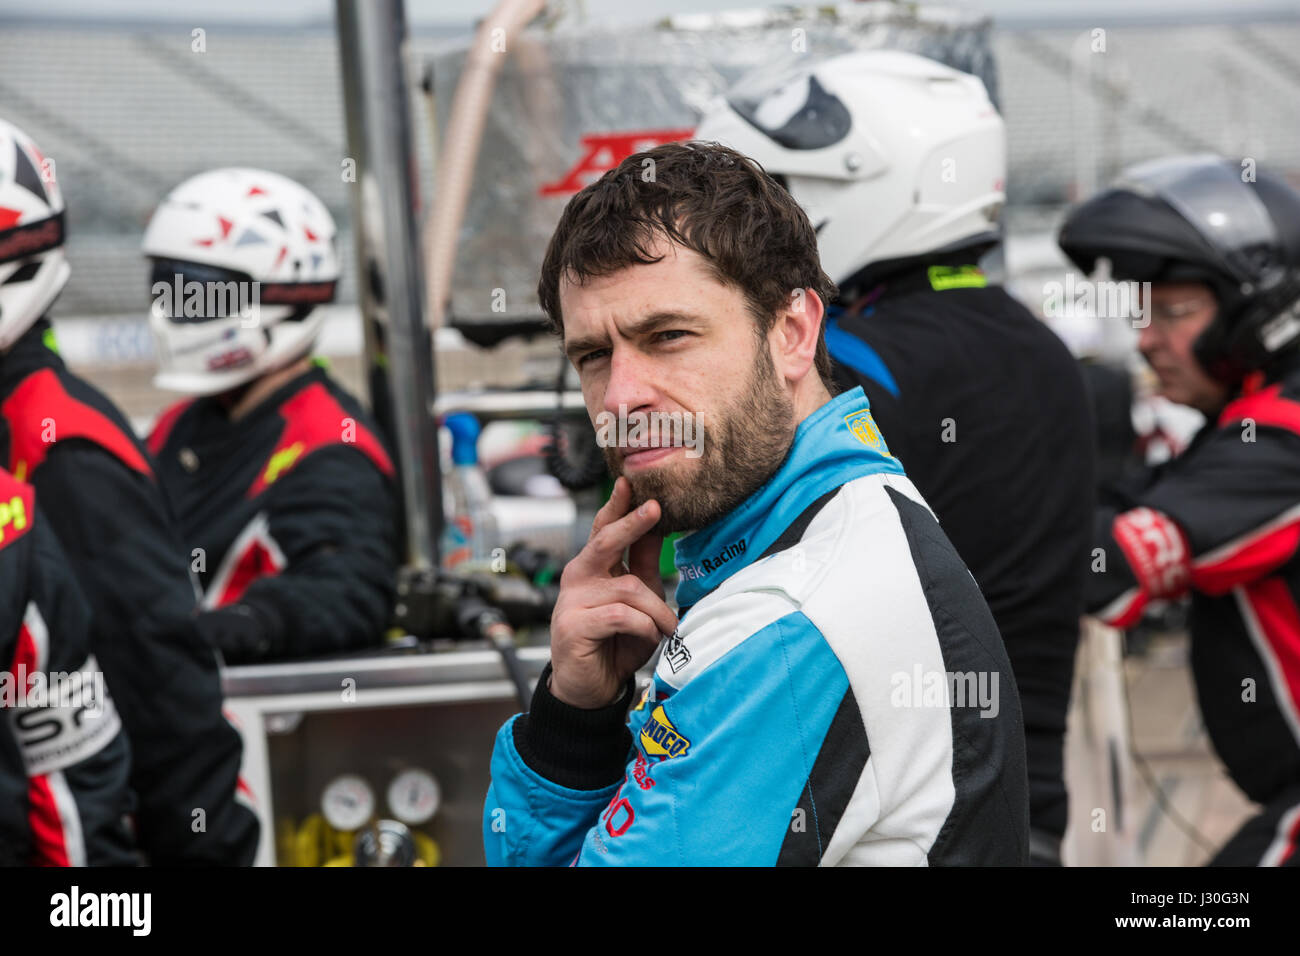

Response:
(639, 705), (691, 759)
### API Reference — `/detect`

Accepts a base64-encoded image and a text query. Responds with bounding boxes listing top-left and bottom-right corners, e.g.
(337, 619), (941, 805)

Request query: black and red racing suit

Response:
(147, 364), (399, 664)
(0, 468), (136, 866)
(1088, 352), (1300, 866)
(0, 318), (259, 865)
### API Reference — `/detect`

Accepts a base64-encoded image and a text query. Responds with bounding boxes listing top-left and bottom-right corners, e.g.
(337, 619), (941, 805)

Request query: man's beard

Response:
(603, 342), (796, 534)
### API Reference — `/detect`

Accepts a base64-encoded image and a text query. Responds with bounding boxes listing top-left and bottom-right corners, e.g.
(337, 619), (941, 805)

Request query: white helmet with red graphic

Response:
(142, 167), (339, 395)
(0, 117), (70, 350)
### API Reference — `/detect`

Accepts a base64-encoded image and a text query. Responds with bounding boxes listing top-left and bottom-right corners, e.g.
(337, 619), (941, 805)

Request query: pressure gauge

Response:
(387, 769), (441, 826)
(321, 774), (375, 831)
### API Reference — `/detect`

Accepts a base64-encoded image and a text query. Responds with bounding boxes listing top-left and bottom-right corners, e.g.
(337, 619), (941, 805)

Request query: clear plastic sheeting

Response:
(429, 2), (995, 330)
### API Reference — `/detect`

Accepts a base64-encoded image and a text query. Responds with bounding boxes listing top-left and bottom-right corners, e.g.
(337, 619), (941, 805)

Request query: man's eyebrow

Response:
(563, 333), (608, 362)
(563, 310), (706, 361)
(627, 310), (706, 336)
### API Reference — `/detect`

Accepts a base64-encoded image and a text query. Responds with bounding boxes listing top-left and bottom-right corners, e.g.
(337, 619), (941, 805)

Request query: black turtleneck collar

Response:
(836, 247), (995, 311)
(0, 317), (65, 393)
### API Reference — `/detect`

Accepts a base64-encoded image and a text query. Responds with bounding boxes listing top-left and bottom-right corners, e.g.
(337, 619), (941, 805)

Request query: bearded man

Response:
(482, 142), (1028, 866)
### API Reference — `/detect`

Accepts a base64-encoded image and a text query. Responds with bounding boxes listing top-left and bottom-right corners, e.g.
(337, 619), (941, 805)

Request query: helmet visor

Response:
(1118, 156), (1281, 285)
(149, 257), (259, 323)
(728, 71), (852, 151)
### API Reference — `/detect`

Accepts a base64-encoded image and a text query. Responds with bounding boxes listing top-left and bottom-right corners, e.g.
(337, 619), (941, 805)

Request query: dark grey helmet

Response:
(1059, 155), (1300, 384)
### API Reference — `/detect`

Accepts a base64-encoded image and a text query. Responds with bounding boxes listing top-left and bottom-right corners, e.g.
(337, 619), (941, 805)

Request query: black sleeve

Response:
(1141, 425), (1300, 559)
(0, 509), (34, 865)
(1087, 424), (1300, 625)
(1086, 503), (1144, 623)
(510, 663), (635, 790)
(229, 447), (399, 661)
(0, 730), (28, 865)
(33, 442), (259, 865)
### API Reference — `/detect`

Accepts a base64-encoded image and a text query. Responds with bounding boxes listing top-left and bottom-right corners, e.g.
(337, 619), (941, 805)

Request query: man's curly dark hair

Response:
(537, 141), (838, 389)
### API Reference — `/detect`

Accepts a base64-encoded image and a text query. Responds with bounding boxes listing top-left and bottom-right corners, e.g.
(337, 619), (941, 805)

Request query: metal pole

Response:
(336, 0), (442, 569)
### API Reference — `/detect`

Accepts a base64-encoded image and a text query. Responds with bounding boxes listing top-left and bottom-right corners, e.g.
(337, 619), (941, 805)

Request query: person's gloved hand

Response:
(196, 603), (278, 665)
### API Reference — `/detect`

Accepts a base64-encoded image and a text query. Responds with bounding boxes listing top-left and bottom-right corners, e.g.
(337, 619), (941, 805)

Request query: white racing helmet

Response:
(0, 117), (70, 350)
(694, 50), (1006, 289)
(142, 168), (339, 395)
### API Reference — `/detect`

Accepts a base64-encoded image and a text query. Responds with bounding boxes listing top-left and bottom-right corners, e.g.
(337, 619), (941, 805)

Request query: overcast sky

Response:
(4, 0), (1297, 29)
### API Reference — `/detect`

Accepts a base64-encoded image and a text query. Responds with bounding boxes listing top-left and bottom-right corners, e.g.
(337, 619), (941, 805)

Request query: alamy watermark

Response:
(50, 886), (150, 936)
(890, 665), (1001, 718)
(0, 660), (106, 716)
(1043, 275), (1151, 328)
(594, 405), (704, 459)
(152, 274), (262, 328)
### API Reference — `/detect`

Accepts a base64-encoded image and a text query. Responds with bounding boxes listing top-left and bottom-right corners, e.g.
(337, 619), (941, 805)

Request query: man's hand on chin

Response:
(548, 476), (676, 709)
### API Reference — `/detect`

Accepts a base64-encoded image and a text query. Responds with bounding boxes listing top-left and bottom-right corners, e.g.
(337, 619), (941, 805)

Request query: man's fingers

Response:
(627, 530), (667, 600)
(588, 604), (663, 649)
(569, 496), (662, 578)
(586, 478), (637, 576)
(587, 575), (678, 638)
(589, 476), (631, 541)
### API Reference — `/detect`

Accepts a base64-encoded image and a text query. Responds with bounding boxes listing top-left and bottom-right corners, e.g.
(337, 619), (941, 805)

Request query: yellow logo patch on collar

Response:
(844, 408), (890, 456)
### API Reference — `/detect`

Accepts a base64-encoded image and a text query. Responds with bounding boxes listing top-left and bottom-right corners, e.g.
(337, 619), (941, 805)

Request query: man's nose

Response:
(602, 346), (658, 417)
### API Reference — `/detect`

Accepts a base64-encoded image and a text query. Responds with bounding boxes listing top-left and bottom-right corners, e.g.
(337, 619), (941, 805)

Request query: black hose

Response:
(456, 593), (532, 710)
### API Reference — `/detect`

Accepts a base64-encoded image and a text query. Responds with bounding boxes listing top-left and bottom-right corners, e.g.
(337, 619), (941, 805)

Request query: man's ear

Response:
(770, 287), (825, 385)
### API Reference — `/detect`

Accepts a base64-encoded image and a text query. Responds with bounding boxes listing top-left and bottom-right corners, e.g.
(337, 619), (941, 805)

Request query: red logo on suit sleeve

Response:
(1112, 507), (1191, 600)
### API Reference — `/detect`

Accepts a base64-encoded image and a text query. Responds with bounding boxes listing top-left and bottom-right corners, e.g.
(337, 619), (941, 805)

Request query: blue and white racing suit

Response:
(484, 387), (1028, 865)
